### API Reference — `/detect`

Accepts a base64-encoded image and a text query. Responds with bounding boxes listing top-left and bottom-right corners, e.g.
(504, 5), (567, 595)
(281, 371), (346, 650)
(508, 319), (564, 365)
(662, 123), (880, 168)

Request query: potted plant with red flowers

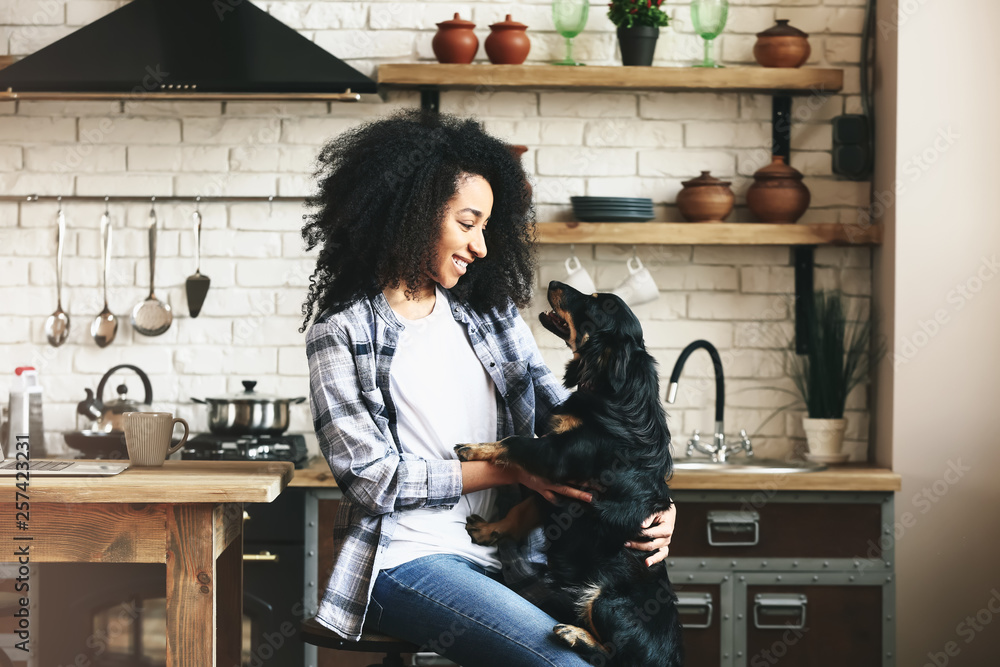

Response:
(607, 0), (671, 66)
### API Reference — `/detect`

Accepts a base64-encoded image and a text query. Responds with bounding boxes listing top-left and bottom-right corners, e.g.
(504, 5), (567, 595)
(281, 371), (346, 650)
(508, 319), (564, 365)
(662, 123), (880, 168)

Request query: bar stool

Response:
(300, 617), (421, 667)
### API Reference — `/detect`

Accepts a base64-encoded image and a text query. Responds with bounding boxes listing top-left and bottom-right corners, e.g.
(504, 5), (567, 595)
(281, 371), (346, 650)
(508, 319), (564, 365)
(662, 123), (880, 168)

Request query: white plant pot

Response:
(802, 418), (847, 456)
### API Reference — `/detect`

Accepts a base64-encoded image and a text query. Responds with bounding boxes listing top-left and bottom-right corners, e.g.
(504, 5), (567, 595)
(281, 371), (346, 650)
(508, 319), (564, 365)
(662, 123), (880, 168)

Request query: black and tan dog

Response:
(455, 281), (683, 667)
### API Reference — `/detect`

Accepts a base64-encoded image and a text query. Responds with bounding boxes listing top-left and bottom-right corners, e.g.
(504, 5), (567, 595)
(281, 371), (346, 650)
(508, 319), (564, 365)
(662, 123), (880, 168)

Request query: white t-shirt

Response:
(380, 287), (502, 571)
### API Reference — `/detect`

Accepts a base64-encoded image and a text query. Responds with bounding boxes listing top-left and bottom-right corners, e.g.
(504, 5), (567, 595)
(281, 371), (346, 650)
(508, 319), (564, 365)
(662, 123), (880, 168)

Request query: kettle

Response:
(77, 364), (153, 433)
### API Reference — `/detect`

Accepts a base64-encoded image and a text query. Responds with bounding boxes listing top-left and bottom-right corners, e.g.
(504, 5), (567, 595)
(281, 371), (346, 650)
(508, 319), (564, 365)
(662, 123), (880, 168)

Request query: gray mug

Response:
(123, 412), (189, 467)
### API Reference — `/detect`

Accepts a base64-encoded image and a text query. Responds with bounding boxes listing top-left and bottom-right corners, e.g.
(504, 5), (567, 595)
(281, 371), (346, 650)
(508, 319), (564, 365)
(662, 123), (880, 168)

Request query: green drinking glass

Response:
(691, 0), (729, 68)
(552, 0), (589, 66)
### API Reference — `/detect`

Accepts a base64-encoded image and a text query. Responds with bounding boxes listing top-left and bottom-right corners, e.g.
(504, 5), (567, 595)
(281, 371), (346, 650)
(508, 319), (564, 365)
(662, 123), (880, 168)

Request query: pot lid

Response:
(437, 13), (475, 29)
(753, 155), (805, 180)
(206, 380), (286, 402)
(490, 14), (528, 30)
(105, 384), (148, 414)
(681, 170), (732, 187)
(757, 19), (809, 39)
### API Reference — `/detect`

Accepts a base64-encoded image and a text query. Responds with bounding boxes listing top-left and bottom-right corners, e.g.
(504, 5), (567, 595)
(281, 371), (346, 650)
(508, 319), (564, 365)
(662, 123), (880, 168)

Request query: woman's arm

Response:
(461, 461), (593, 504)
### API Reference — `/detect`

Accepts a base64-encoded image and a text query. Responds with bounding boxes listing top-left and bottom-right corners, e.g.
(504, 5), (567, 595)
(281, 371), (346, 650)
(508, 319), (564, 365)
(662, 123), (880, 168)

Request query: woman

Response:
(301, 110), (675, 666)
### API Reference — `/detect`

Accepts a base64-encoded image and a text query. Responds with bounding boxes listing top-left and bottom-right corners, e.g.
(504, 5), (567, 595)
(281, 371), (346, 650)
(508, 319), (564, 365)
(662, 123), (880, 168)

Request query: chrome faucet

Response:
(666, 340), (753, 463)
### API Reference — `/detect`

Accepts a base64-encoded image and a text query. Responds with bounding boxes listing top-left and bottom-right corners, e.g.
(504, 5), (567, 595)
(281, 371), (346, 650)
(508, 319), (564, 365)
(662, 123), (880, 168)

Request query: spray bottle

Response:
(5, 367), (45, 458)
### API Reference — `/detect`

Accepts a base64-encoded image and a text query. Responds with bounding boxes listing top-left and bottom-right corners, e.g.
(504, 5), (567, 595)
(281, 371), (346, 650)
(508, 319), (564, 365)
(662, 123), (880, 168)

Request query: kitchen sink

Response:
(673, 458), (827, 473)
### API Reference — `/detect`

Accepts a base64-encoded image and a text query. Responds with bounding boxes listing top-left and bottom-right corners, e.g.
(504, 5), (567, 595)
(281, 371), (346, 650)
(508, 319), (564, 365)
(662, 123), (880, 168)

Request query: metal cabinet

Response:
(667, 490), (895, 667)
(303, 488), (895, 667)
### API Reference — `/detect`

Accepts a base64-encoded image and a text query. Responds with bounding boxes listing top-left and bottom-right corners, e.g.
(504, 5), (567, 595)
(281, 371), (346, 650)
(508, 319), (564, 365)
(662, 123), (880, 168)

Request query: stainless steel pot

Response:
(192, 380), (306, 435)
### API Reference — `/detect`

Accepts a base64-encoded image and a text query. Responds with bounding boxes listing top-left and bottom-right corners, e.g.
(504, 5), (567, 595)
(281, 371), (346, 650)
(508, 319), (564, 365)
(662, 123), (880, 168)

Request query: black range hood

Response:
(0, 0), (376, 97)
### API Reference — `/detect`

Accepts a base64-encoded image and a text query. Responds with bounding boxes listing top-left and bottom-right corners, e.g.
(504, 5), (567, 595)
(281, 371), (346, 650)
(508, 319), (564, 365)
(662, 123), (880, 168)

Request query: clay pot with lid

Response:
(754, 20), (811, 68)
(676, 171), (735, 222)
(746, 156), (811, 223)
(486, 15), (530, 64)
(433, 13), (479, 64)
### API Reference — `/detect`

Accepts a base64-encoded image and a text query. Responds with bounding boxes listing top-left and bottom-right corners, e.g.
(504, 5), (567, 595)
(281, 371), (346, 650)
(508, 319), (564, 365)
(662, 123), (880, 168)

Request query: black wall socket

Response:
(832, 114), (872, 180)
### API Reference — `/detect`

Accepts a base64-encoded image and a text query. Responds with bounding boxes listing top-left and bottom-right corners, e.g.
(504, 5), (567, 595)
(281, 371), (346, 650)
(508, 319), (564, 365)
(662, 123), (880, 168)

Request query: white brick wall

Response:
(0, 0), (873, 460)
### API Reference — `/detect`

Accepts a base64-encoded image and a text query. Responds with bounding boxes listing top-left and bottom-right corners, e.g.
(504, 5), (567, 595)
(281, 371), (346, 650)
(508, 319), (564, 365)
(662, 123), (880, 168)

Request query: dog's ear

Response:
(564, 356), (581, 388)
(604, 342), (634, 394)
(571, 331), (606, 389)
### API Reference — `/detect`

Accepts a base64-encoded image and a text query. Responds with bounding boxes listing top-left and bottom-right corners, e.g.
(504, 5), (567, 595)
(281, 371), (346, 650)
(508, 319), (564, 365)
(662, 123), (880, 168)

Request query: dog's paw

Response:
(554, 625), (607, 655)
(454, 441), (507, 463)
(553, 624), (588, 648)
(465, 514), (502, 546)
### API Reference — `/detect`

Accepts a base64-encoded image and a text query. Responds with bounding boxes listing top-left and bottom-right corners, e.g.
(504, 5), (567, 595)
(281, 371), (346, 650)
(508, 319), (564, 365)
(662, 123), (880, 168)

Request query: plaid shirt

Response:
(306, 288), (570, 640)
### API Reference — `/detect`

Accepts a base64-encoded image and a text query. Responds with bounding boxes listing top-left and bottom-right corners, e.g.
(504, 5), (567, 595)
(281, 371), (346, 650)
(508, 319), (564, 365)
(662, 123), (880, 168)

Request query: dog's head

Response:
(539, 280), (647, 393)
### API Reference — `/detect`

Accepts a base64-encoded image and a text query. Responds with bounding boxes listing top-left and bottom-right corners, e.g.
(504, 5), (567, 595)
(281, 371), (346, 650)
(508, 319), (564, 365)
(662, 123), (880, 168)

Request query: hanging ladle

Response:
(91, 199), (118, 347)
(44, 197), (70, 347)
(131, 198), (173, 336)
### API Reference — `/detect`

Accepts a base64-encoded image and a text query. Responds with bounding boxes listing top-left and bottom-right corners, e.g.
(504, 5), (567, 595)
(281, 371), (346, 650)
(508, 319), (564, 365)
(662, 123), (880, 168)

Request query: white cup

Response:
(612, 256), (659, 306)
(123, 412), (189, 467)
(563, 256), (597, 294)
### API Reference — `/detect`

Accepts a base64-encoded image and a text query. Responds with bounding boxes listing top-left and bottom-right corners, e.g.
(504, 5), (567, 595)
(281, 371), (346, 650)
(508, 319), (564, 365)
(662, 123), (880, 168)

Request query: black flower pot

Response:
(617, 25), (660, 66)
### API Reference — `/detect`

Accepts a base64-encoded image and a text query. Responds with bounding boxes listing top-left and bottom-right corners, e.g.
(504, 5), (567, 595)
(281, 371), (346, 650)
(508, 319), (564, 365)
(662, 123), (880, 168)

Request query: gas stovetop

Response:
(181, 433), (310, 469)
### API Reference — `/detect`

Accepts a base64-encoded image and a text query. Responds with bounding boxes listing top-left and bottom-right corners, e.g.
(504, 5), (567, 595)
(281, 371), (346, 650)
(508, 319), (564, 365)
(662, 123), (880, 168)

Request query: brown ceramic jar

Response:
(676, 171), (734, 222)
(753, 20), (811, 68)
(746, 156), (811, 223)
(432, 13), (479, 64)
(485, 15), (530, 65)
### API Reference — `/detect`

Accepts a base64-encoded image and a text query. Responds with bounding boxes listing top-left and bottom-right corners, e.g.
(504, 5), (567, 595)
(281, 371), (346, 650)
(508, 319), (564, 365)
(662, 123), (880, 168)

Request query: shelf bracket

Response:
(773, 92), (812, 354)
(420, 86), (440, 112)
(793, 246), (814, 354)
(772, 93), (792, 161)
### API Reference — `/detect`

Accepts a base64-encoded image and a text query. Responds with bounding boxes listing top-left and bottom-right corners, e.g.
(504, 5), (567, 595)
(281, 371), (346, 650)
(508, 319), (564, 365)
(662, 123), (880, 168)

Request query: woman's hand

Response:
(626, 504), (677, 567)
(510, 466), (593, 505)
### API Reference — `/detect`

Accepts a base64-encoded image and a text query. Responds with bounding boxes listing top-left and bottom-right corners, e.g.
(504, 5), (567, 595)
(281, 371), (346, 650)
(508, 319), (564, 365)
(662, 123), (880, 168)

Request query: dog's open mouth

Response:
(539, 310), (572, 340)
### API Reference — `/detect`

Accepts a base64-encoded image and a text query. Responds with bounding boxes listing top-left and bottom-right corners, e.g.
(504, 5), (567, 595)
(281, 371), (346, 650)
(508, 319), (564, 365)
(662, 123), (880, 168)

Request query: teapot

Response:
(77, 364), (153, 433)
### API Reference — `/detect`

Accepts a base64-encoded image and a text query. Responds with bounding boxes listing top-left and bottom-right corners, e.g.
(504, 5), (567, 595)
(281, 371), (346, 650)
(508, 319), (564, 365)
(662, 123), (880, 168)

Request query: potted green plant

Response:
(788, 290), (884, 461)
(607, 0), (671, 66)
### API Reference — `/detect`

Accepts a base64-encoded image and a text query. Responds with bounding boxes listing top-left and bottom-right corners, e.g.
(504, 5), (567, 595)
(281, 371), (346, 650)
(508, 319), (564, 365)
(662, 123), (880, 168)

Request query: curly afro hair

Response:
(300, 109), (536, 330)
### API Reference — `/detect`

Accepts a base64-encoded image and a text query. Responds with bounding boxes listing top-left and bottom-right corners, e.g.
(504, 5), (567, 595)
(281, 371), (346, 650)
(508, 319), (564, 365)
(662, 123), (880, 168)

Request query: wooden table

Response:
(0, 460), (293, 666)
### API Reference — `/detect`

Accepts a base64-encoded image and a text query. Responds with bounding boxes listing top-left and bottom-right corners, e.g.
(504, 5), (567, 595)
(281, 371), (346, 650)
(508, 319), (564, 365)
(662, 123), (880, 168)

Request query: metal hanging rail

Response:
(0, 195), (308, 203)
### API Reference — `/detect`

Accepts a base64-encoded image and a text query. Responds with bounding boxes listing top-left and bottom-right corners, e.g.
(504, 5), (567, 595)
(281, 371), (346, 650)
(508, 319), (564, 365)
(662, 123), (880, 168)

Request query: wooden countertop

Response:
(22, 460), (294, 504)
(291, 458), (900, 492)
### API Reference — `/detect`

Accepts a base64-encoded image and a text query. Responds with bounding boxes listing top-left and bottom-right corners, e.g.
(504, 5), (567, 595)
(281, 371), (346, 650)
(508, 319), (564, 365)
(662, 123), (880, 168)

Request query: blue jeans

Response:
(369, 554), (592, 667)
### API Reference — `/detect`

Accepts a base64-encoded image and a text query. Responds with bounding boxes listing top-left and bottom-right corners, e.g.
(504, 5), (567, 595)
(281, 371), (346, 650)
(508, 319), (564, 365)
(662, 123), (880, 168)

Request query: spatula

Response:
(185, 205), (210, 317)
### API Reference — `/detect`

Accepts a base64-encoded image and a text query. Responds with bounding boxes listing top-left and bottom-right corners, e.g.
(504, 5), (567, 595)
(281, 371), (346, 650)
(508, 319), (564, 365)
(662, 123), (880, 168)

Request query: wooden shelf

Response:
(0, 90), (363, 102)
(378, 64), (843, 94)
(534, 222), (881, 245)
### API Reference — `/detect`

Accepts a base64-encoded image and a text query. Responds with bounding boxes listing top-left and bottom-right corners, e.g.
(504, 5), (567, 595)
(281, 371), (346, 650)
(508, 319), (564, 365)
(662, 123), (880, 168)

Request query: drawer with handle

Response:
(672, 585), (721, 665)
(670, 501), (883, 559)
(744, 583), (883, 667)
